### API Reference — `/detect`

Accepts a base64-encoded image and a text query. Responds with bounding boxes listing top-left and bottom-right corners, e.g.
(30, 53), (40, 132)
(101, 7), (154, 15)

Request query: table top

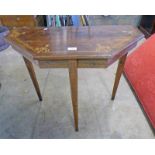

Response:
(6, 25), (144, 61)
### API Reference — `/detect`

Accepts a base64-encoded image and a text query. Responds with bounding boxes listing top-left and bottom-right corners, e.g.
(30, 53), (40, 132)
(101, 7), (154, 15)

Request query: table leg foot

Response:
(69, 60), (78, 131)
(23, 57), (42, 101)
(111, 54), (127, 100)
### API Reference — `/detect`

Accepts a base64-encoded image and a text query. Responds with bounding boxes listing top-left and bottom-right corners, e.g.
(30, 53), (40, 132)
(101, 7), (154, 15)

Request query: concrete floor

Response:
(0, 44), (154, 139)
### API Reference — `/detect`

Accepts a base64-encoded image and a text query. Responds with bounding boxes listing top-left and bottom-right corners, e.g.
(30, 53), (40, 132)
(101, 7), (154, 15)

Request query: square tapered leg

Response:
(69, 60), (78, 131)
(23, 57), (42, 101)
(111, 54), (127, 100)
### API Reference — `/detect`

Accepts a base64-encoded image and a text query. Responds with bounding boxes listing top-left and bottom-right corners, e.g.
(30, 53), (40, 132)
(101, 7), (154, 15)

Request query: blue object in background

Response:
(56, 15), (61, 27)
(72, 15), (80, 26)
(0, 26), (9, 52)
(46, 15), (52, 27)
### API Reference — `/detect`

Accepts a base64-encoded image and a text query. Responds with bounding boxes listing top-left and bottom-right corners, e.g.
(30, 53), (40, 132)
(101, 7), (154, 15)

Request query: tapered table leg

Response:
(111, 54), (128, 100)
(69, 60), (78, 131)
(23, 57), (42, 101)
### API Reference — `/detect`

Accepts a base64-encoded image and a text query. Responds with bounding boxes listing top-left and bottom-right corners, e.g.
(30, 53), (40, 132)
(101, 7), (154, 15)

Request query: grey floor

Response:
(0, 44), (154, 139)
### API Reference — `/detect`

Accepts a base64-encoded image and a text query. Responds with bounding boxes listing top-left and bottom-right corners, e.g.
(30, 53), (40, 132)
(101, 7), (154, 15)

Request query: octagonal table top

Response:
(5, 25), (144, 61)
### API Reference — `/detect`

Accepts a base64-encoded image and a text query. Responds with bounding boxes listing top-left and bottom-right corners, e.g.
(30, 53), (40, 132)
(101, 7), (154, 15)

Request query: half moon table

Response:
(5, 25), (144, 131)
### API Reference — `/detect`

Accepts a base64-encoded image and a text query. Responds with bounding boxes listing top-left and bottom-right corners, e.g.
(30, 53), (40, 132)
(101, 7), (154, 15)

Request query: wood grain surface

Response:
(6, 25), (143, 64)
(0, 15), (37, 28)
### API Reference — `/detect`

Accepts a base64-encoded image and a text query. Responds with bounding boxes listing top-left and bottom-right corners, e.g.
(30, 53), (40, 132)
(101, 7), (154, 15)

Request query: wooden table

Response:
(6, 25), (144, 131)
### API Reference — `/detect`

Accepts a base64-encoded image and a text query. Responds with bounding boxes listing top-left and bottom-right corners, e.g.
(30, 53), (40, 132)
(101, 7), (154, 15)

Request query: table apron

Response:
(37, 59), (107, 68)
